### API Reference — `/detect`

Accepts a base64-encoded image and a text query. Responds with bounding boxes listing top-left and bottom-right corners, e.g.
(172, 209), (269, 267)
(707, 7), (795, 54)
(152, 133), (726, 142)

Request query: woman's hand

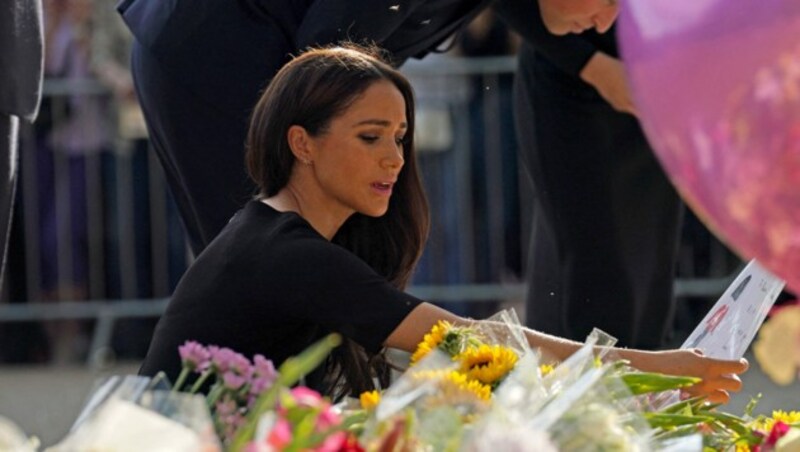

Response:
(635, 349), (749, 404)
(579, 51), (639, 117)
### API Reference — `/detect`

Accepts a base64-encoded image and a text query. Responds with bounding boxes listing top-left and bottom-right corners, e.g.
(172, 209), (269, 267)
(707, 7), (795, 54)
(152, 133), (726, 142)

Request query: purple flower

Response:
(210, 347), (254, 379)
(215, 396), (237, 417)
(250, 354), (278, 396)
(230, 352), (254, 379)
(210, 347), (237, 373)
(254, 354), (277, 380)
(223, 371), (248, 391)
(249, 376), (274, 397)
(178, 341), (211, 372)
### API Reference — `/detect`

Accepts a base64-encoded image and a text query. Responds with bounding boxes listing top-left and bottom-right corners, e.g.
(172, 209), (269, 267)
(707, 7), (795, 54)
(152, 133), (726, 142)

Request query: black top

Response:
(139, 201), (422, 383)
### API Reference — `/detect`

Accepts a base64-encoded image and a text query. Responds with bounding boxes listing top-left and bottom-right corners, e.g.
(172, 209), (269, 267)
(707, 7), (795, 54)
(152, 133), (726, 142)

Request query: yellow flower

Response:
(751, 410), (800, 433)
(410, 321), (451, 365)
(440, 371), (492, 401)
(359, 390), (381, 410)
(456, 344), (518, 386)
(539, 364), (555, 377)
(411, 369), (492, 402)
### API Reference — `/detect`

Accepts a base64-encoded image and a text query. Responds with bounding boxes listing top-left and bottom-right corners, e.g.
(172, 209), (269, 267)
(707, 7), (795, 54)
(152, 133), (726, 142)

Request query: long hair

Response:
(245, 44), (429, 398)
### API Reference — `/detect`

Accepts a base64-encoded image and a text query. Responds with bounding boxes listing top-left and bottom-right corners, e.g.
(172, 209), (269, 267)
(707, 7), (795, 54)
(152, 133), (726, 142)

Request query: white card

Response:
(681, 259), (785, 360)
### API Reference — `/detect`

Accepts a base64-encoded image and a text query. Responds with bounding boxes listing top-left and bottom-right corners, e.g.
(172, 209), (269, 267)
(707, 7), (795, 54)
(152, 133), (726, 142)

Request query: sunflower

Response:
(410, 321), (451, 365)
(359, 390), (381, 410)
(456, 344), (518, 387)
(410, 369), (492, 402)
(751, 410), (800, 433)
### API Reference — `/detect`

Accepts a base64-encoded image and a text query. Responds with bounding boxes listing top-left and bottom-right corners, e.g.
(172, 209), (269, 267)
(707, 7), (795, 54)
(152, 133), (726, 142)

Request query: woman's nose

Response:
(381, 143), (405, 170)
(593, 6), (619, 33)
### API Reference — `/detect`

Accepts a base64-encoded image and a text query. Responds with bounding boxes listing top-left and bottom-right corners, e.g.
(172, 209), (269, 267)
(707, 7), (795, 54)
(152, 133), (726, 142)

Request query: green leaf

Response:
(661, 396), (707, 414)
(620, 372), (701, 395)
(744, 393), (762, 418)
(645, 412), (714, 429)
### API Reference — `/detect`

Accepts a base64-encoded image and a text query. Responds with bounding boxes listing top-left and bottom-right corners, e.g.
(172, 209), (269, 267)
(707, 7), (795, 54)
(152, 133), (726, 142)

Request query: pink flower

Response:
(291, 387), (324, 406)
(315, 431), (347, 452)
(267, 418), (293, 449)
(317, 408), (342, 431)
(178, 341), (210, 372)
(767, 421), (791, 446)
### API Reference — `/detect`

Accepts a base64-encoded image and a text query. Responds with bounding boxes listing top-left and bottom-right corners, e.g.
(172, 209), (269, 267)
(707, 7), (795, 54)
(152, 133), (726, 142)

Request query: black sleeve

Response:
(494, 0), (598, 77)
(274, 237), (423, 353)
(295, 0), (420, 51)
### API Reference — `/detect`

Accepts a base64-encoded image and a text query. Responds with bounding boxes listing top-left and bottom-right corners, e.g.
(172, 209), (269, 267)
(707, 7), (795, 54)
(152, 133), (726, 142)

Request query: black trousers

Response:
(129, 8), (292, 255)
(514, 44), (683, 349)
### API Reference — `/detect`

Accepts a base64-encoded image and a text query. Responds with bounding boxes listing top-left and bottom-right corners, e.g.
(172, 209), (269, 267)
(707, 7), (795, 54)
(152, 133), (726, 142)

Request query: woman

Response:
(139, 46), (747, 402)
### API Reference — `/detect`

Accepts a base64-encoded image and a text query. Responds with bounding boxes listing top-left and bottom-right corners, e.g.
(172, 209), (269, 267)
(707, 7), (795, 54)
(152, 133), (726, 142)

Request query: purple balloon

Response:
(619, 0), (800, 292)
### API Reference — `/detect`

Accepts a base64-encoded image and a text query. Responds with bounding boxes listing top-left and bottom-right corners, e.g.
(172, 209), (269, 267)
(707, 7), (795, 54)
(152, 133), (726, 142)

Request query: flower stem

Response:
(190, 368), (214, 394)
(172, 367), (190, 393)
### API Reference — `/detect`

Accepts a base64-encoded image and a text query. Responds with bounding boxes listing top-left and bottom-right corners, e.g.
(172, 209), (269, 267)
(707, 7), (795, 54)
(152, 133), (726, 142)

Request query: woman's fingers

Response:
(694, 373), (744, 394)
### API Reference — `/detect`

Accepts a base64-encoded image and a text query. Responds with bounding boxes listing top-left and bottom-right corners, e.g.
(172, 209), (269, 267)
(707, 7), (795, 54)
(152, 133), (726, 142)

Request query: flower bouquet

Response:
(7, 305), (800, 451)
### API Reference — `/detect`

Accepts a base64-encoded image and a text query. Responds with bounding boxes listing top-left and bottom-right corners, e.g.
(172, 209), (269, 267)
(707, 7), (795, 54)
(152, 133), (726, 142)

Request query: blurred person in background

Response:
(509, 13), (683, 348)
(459, 10), (523, 311)
(34, 0), (111, 362)
(90, 0), (189, 358)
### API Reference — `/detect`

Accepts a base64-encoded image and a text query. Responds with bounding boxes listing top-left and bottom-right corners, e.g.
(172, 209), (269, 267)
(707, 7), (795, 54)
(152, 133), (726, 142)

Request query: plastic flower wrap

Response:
(0, 416), (39, 452)
(45, 334), (345, 452)
(525, 332), (655, 452)
(49, 376), (221, 452)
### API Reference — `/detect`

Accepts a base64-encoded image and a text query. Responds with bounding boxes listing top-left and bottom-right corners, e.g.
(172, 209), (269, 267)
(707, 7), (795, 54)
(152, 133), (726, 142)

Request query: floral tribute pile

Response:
(2, 309), (799, 452)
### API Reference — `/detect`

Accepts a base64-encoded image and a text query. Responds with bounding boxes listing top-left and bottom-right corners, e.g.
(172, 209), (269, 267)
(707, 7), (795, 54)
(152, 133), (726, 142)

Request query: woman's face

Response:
(538, 0), (619, 35)
(306, 80), (408, 219)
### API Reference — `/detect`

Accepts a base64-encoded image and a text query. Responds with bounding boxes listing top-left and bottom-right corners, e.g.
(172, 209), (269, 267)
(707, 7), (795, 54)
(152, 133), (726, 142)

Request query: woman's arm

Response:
(387, 302), (748, 403)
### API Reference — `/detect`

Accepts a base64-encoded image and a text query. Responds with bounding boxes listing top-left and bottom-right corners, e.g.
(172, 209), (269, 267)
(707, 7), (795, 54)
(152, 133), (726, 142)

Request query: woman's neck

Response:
(262, 184), (349, 241)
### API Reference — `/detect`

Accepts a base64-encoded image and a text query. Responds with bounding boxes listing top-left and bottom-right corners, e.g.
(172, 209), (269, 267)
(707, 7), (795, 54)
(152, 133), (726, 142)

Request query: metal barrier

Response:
(0, 56), (740, 367)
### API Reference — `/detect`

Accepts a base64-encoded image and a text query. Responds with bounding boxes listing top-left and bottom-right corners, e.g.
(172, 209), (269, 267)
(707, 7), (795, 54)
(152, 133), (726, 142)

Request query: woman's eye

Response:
(359, 135), (379, 144)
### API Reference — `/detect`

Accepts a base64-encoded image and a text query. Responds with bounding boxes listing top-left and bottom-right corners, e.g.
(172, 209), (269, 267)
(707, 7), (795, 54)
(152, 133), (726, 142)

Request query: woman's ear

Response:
(287, 125), (314, 165)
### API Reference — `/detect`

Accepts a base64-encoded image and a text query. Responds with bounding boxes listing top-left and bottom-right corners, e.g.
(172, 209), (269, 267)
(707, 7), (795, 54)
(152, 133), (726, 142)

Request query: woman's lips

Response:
(371, 181), (394, 195)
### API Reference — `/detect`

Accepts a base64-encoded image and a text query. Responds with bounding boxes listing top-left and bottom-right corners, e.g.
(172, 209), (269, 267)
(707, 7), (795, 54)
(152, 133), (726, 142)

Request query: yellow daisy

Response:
(359, 390), (381, 410)
(456, 344), (518, 386)
(410, 321), (451, 365)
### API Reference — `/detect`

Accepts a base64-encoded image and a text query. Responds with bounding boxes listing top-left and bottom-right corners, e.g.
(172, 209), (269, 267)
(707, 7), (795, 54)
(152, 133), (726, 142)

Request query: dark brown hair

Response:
(245, 44), (429, 399)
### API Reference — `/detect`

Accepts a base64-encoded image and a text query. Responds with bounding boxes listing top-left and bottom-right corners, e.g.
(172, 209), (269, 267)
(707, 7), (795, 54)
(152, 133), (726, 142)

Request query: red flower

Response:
(766, 421), (791, 446)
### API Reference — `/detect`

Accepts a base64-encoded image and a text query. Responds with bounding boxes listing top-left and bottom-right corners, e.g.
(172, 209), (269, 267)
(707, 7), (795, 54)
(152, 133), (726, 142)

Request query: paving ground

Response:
(0, 351), (798, 448)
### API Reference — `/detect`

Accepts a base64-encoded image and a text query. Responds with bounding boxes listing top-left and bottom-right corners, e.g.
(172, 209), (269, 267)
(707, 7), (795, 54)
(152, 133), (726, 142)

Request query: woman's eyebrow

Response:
(353, 119), (408, 129)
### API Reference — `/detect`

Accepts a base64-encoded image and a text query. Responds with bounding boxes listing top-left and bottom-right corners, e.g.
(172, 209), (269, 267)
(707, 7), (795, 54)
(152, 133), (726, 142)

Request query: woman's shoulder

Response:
(217, 200), (345, 260)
